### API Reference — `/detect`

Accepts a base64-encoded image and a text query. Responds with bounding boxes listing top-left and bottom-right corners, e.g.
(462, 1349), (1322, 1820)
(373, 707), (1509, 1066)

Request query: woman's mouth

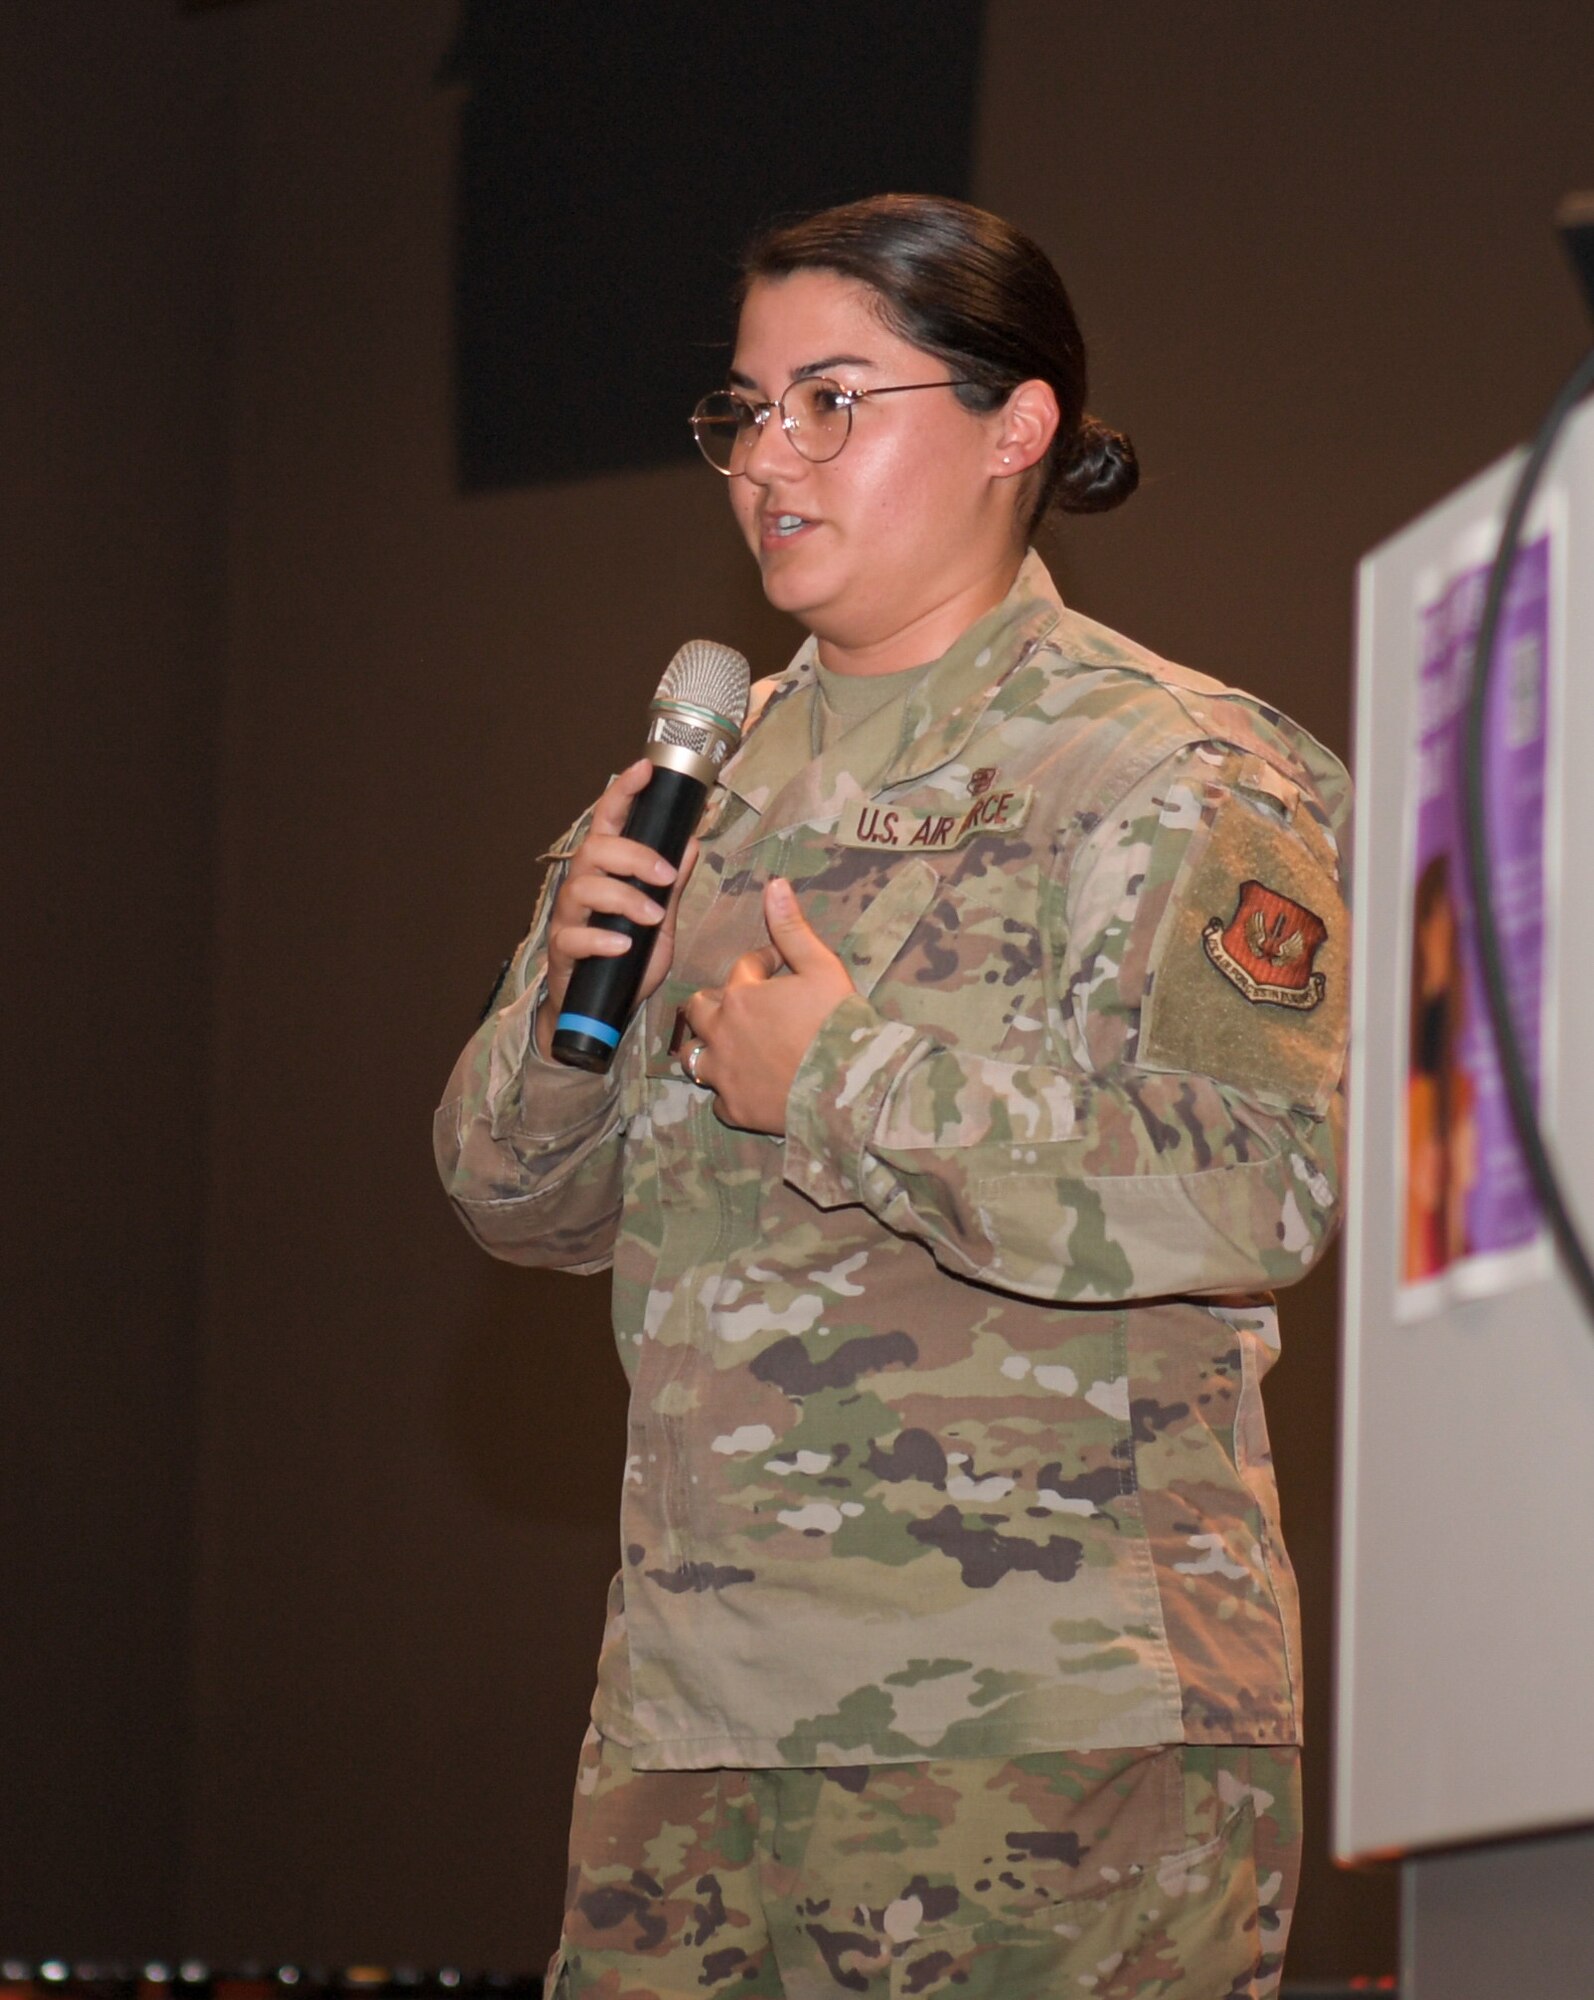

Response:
(762, 511), (816, 548)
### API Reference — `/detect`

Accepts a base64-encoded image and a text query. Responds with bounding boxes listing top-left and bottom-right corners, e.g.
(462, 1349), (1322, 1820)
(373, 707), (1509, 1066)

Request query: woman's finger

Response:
(570, 833), (679, 893)
(588, 757), (656, 838)
(551, 923), (638, 962)
(555, 871), (669, 932)
(726, 944), (781, 987)
(681, 986), (721, 1040)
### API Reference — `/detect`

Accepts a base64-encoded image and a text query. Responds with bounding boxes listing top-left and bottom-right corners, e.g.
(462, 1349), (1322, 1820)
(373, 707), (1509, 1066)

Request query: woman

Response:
(436, 195), (1350, 2000)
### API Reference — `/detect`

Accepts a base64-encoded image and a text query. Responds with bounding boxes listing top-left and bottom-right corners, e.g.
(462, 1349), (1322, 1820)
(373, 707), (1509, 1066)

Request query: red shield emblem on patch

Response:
(1203, 880), (1328, 1010)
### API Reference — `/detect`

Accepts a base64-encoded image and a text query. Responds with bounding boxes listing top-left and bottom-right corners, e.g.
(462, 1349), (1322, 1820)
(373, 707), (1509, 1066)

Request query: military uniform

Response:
(435, 552), (1349, 1993)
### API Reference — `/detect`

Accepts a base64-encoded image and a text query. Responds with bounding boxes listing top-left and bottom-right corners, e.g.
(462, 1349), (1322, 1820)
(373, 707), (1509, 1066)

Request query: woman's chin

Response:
(758, 552), (833, 621)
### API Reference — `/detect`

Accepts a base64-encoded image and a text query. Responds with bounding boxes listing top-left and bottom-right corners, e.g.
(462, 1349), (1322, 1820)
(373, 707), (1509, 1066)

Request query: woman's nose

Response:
(740, 405), (803, 481)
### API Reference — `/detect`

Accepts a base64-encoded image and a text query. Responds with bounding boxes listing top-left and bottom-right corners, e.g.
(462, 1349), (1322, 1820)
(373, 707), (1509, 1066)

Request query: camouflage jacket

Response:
(435, 552), (1351, 1769)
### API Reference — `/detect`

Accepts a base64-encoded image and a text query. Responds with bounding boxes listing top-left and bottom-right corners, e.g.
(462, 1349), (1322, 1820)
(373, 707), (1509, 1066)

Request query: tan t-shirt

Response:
(814, 656), (937, 747)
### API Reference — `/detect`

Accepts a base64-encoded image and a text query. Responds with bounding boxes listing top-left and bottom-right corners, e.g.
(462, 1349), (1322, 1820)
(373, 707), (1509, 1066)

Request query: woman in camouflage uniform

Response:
(436, 195), (1350, 1999)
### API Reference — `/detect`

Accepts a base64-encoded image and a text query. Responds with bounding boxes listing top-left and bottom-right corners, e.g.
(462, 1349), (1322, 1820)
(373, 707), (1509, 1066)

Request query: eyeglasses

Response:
(690, 375), (973, 475)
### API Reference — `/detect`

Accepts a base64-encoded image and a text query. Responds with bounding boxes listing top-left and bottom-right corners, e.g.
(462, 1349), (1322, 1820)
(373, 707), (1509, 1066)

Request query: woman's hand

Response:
(681, 878), (855, 1134)
(535, 758), (699, 1062)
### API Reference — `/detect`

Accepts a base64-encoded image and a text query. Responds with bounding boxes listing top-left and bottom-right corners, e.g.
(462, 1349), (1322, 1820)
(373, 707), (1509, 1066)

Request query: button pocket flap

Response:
(839, 857), (940, 998)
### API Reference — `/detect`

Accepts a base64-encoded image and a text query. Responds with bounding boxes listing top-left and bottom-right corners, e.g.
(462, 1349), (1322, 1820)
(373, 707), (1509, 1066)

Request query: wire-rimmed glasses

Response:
(690, 376), (972, 475)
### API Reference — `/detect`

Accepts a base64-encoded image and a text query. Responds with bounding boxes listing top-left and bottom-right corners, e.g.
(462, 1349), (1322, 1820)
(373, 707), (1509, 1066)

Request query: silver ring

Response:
(683, 1039), (707, 1086)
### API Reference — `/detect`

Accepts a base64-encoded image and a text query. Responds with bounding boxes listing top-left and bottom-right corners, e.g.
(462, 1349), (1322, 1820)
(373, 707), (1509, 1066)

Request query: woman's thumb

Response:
(765, 876), (824, 968)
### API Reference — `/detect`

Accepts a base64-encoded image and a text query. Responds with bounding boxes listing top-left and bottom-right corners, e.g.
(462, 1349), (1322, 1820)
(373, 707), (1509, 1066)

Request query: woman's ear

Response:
(994, 378), (1061, 475)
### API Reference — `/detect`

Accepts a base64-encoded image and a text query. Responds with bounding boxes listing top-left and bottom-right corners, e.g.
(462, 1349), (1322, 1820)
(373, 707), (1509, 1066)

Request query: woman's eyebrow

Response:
(726, 353), (877, 391)
(793, 353), (876, 379)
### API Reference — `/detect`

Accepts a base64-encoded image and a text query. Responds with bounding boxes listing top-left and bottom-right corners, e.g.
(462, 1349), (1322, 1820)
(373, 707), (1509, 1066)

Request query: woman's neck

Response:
(814, 551), (1025, 678)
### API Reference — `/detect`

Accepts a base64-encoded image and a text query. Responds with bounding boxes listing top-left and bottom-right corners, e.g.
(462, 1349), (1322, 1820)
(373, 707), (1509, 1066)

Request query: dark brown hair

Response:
(740, 193), (1138, 532)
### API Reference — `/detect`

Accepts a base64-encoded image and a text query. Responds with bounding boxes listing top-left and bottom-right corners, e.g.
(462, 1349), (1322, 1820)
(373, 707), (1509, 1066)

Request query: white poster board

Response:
(1336, 398), (1594, 1862)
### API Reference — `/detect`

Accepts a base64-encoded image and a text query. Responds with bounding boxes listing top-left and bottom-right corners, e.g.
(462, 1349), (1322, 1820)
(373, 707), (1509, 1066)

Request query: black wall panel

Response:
(445, 1), (987, 488)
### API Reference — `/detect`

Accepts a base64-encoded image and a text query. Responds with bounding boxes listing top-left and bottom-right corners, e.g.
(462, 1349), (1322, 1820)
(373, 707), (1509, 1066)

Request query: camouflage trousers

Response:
(548, 1725), (1301, 1999)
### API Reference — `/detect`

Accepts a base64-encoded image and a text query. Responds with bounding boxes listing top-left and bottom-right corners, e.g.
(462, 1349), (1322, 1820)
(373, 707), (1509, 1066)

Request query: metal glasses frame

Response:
(689, 376), (974, 474)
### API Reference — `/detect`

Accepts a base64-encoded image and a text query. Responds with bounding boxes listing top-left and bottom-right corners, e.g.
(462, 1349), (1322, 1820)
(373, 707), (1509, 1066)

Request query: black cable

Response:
(1460, 343), (1594, 1322)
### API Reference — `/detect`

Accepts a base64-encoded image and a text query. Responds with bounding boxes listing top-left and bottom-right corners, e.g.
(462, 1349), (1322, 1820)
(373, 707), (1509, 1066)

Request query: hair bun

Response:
(1056, 416), (1139, 515)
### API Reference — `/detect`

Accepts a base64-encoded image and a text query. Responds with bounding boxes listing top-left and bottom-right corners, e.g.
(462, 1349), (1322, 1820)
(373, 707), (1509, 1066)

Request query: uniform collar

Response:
(718, 550), (1062, 846)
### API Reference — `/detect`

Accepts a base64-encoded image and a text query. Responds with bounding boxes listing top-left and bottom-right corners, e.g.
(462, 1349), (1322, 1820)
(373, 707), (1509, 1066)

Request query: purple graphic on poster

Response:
(1403, 535), (1549, 1291)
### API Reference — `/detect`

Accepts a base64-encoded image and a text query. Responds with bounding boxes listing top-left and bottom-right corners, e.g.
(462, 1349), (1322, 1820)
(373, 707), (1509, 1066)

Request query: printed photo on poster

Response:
(1398, 528), (1555, 1318)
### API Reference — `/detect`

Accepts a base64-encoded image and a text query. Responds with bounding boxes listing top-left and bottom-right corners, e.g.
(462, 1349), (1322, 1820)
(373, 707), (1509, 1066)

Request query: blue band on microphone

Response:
(555, 1012), (622, 1048)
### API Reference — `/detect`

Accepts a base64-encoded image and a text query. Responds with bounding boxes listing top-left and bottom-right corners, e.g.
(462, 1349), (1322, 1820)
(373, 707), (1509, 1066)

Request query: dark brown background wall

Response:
(2, 0), (232, 1954)
(9, 0), (1593, 1976)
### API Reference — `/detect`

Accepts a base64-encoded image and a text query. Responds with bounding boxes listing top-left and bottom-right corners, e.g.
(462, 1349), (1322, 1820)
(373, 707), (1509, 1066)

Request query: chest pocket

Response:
(833, 855), (939, 996)
(639, 847), (941, 1081)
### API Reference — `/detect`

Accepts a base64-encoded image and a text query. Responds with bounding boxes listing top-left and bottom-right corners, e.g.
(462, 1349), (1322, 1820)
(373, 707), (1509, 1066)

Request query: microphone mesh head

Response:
(655, 639), (752, 740)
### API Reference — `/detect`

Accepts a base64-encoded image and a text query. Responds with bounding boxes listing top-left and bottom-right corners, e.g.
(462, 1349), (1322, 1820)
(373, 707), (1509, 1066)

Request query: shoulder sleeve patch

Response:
(1203, 881), (1327, 1009)
(1137, 794), (1348, 1115)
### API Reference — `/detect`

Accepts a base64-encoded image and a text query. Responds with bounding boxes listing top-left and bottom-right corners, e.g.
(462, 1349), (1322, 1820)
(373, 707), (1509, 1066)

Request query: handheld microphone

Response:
(551, 639), (751, 1073)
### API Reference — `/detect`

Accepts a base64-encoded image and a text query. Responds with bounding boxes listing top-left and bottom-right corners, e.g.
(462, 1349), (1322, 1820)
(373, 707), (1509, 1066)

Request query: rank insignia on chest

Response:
(838, 787), (1034, 852)
(1203, 879), (1328, 1009)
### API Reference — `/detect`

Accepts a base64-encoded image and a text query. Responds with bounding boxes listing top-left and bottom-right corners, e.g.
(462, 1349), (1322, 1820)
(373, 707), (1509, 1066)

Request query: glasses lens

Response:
(693, 392), (755, 472)
(785, 378), (851, 463)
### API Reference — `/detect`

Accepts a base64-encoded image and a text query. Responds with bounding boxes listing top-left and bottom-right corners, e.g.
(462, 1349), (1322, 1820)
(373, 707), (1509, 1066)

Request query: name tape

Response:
(836, 788), (1033, 853)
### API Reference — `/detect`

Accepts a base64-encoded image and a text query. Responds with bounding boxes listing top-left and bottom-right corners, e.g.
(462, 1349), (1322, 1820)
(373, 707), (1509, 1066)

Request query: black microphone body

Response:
(550, 639), (750, 1074)
(550, 764), (705, 1072)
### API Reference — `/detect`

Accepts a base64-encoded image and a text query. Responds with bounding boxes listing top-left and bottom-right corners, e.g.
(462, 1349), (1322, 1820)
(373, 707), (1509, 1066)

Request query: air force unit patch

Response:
(1203, 879), (1328, 1009)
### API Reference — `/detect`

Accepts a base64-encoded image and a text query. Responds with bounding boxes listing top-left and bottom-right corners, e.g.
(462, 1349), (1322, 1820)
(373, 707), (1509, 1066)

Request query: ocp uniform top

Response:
(435, 550), (1351, 1770)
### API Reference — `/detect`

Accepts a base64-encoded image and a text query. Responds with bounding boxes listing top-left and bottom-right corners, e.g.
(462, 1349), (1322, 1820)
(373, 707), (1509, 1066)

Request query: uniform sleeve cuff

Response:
(783, 994), (922, 1209)
(497, 974), (624, 1140)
